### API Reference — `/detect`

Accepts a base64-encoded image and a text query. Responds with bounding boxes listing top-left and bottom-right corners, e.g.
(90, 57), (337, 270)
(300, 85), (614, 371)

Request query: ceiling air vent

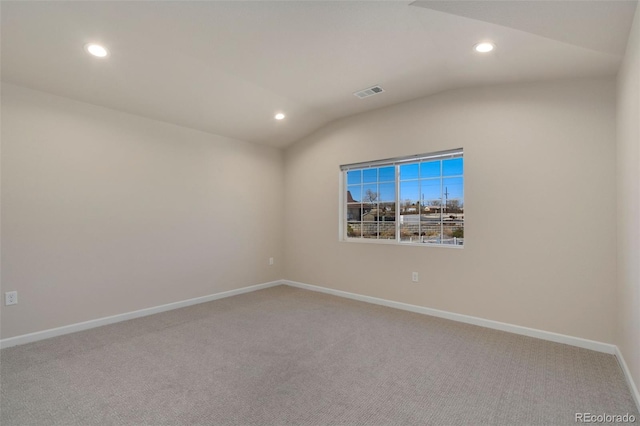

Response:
(354, 85), (385, 99)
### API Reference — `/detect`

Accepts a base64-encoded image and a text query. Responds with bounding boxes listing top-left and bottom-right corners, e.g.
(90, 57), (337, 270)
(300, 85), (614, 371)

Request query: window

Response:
(341, 149), (463, 246)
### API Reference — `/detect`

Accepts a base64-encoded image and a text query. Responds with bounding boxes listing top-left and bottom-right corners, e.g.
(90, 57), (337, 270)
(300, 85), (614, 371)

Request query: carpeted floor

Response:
(1, 285), (638, 425)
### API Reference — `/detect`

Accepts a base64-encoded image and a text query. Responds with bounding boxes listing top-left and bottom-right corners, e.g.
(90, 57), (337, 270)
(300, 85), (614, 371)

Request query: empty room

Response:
(1, 1), (639, 425)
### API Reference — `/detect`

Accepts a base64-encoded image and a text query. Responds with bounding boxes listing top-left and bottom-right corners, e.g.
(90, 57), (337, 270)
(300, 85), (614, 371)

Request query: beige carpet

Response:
(1, 285), (638, 425)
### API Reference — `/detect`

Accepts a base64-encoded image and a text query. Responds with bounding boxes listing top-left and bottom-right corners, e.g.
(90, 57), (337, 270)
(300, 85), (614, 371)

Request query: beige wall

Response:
(0, 75), (625, 350)
(617, 5), (640, 392)
(0, 83), (284, 338)
(284, 78), (617, 343)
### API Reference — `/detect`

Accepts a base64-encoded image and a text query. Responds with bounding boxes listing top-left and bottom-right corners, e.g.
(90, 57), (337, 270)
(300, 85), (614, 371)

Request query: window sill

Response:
(340, 238), (464, 249)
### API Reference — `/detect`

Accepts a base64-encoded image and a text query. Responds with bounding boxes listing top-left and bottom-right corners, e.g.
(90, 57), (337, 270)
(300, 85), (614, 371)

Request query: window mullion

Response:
(440, 165), (444, 244)
(395, 164), (400, 242)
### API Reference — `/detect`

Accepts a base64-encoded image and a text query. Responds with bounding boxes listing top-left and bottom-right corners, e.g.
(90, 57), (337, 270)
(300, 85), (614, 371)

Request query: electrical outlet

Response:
(5, 291), (18, 306)
(412, 272), (419, 282)
(269, 257), (274, 266)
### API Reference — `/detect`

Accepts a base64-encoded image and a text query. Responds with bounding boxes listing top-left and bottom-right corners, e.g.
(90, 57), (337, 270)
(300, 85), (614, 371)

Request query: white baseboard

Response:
(0, 280), (283, 349)
(615, 346), (640, 412)
(282, 280), (617, 354)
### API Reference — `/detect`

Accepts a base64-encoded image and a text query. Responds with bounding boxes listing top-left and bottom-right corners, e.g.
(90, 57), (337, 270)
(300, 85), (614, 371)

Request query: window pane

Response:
(442, 222), (461, 245)
(420, 179), (441, 202)
(420, 161), (441, 178)
(347, 204), (362, 222)
(400, 180), (419, 201)
(379, 182), (395, 202)
(400, 222), (419, 242)
(400, 196), (419, 243)
(347, 170), (361, 185)
(448, 223), (464, 245)
(346, 222), (361, 238)
(420, 218), (441, 242)
(400, 163), (419, 180)
(379, 166), (395, 182)
(443, 177), (463, 200)
(379, 222), (395, 240)
(347, 185), (361, 202)
(363, 168), (377, 183)
(446, 198), (464, 214)
(379, 202), (396, 221)
(363, 184), (378, 203)
(443, 158), (463, 176)
(362, 222), (378, 238)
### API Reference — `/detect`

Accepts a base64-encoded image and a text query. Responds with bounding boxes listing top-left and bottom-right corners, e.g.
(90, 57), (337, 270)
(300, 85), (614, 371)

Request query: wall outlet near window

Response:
(269, 257), (274, 266)
(5, 291), (18, 306)
(412, 272), (419, 282)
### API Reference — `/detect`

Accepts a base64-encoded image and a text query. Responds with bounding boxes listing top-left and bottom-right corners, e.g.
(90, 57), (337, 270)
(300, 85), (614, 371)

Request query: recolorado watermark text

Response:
(575, 413), (636, 423)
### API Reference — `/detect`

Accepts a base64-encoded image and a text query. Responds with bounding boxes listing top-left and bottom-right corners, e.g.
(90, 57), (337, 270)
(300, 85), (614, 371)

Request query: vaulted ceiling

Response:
(2, 1), (637, 148)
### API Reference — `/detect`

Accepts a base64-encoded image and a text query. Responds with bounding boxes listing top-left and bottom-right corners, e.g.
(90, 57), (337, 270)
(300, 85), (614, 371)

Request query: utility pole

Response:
(444, 187), (449, 215)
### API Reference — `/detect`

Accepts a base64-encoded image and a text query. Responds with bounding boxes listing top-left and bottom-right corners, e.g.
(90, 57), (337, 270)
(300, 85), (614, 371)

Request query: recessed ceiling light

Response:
(275, 113), (285, 120)
(474, 42), (495, 53)
(84, 43), (109, 57)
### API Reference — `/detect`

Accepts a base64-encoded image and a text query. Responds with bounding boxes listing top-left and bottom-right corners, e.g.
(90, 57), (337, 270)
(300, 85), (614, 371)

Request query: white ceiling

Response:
(1, 1), (637, 148)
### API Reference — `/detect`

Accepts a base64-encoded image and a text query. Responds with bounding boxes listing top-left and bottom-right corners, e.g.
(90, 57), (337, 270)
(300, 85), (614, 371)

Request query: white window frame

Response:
(339, 148), (464, 248)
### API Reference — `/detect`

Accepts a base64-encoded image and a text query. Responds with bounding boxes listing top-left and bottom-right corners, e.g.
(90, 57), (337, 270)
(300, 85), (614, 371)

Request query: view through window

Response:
(343, 149), (463, 246)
